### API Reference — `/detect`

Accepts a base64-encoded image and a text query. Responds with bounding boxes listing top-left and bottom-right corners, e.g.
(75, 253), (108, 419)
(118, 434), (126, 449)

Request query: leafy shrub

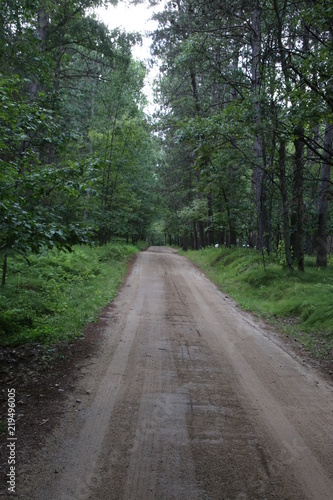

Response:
(0, 241), (141, 346)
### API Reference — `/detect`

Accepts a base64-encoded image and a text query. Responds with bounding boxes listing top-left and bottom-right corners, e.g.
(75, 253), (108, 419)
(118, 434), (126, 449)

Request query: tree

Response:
(0, 0), (157, 284)
(151, 0), (333, 270)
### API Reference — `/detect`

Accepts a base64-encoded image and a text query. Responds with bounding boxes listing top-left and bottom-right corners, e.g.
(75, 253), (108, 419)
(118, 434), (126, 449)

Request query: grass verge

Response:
(180, 246), (333, 359)
(0, 241), (142, 346)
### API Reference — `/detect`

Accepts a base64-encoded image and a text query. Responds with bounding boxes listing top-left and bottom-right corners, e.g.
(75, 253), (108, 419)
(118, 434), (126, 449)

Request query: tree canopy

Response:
(150, 0), (333, 270)
(0, 0), (158, 284)
(1, 0), (333, 285)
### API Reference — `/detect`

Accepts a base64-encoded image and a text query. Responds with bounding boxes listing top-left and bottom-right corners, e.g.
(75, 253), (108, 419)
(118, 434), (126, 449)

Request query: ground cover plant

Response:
(0, 241), (143, 346)
(181, 246), (333, 359)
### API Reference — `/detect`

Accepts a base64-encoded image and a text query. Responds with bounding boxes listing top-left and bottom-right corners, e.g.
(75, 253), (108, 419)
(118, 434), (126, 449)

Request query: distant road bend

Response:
(19, 247), (333, 499)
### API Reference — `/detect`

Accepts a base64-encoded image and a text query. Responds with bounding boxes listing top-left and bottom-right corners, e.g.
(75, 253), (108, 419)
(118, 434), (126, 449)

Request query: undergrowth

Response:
(0, 241), (142, 346)
(181, 246), (333, 359)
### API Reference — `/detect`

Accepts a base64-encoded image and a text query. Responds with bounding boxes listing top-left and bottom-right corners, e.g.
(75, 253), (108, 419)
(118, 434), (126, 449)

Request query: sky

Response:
(94, 1), (164, 113)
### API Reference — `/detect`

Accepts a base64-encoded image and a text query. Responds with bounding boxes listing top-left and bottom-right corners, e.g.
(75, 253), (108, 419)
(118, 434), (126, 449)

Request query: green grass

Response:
(0, 241), (141, 346)
(180, 246), (333, 359)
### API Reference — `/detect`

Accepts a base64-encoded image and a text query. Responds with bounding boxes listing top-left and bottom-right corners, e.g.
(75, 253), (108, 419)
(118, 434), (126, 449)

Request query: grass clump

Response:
(0, 241), (141, 346)
(181, 246), (333, 359)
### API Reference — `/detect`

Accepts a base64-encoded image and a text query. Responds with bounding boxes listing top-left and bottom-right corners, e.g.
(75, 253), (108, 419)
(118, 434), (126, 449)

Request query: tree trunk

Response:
(230, 229), (237, 246)
(278, 138), (293, 268)
(251, 1), (267, 253)
(291, 126), (305, 271)
(198, 221), (205, 248)
(207, 192), (214, 245)
(193, 220), (199, 250)
(218, 229), (225, 246)
(2, 249), (8, 286)
(229, 47), (239, 247)
(29, 6), (48, 98)
(182, 228), (189, 251)
(222, 188), (236, 247)
(316, 123), (333, 266)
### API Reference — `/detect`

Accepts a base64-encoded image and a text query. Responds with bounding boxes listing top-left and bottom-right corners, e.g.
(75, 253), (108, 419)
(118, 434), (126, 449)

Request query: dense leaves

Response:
(151, 0), (333, 268)
(0, 0), (157, 284)
(2, 0), (333, 289)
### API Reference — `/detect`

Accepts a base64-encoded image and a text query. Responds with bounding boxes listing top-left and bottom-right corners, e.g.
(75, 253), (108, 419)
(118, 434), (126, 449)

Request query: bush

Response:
(0, 241), (140, 346)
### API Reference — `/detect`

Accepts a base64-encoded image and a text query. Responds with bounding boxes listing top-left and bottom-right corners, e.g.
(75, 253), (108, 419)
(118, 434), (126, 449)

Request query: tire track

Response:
(17, 247), (333, 500)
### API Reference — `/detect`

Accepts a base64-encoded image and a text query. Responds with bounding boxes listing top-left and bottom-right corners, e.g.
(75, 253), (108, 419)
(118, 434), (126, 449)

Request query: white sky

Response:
(94, 1), (164, 114)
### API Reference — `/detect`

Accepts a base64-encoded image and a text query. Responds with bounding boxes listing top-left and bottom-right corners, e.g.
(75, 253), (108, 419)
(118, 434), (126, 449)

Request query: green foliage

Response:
(79, 57), (157, 245)
(275, 240), (287, 267)
(182, 246), (333, 358)
(178, 199), (208, 225)
(0, 73), (92, 275)
(0, 4), (157, 283)
(146, 220), (166, 246)
(152, 0), (333, 261)
(0, 241), (140, 346)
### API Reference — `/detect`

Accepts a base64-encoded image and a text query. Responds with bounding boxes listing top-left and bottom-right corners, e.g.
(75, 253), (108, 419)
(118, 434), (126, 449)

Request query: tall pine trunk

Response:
(29, 7), (48, 98)
(316, 123), (333, 266)
(2, 249), (7, 286)
(251, 1), (268, 252)
(291, 126), (305, 271)
(278, 138), (293, 268)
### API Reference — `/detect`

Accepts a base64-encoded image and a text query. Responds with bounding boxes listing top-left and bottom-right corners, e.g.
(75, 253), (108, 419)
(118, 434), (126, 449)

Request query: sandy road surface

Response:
(19, 247), (333, 499)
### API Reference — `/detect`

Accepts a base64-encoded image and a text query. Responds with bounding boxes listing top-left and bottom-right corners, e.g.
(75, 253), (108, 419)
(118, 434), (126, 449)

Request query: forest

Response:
(151, 0), (333, 272)
(1, 0), (333, 274)
(1, 4), (333, 493)
(1, 0), (158, 287)
(0, 0), (333, 345)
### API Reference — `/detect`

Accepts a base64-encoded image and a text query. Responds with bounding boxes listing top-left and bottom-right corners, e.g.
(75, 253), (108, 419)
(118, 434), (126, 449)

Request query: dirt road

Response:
(19, 247), (333, 499)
